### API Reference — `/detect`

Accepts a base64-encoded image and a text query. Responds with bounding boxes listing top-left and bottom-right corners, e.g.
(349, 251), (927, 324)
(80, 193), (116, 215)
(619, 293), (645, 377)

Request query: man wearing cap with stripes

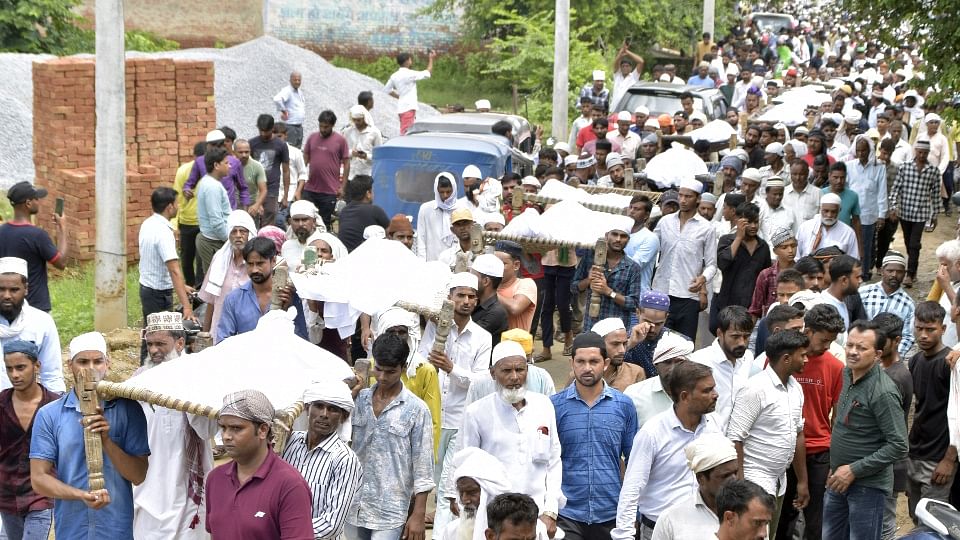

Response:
(890, 140), (941, 287)
(420, 272), (492, 534)
(0, 257), (64, 393)
(859, 252), (916, 356)
(459, 340), (563, 538)
(30, 332), (150, 540)
(653, 179), (717, 342)
(552, 331), (638, 538)
(796, 193), (859, 259)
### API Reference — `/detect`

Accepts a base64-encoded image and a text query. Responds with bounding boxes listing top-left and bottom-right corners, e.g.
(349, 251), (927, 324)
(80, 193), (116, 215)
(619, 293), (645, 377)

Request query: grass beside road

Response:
(49, 264), (143, 345)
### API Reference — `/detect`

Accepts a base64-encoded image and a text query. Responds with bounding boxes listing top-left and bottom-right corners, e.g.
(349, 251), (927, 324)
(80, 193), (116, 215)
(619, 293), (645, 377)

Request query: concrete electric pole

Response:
(551, 0), (570, 142)
(94, 0), (128, 331)
(703, 0), (716, 39)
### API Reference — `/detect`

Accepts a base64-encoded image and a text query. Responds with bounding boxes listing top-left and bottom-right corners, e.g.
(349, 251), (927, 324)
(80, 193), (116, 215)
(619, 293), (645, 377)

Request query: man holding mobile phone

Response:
(0, 182), (67, 312)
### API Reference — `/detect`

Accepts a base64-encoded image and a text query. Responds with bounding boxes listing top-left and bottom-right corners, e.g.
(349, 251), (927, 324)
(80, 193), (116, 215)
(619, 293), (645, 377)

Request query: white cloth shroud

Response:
(289, 238), (453, 339)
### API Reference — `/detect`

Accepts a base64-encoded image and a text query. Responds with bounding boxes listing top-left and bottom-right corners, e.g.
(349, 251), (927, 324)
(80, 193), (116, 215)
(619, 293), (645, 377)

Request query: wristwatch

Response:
(609, 291), (617, 300)
(542, 511), (558, 520)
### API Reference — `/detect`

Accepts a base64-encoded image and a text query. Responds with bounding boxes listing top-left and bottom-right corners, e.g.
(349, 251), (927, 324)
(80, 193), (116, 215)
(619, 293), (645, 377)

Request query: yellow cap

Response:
(451, 207), (474, 223)
(501, 328), (534, 355)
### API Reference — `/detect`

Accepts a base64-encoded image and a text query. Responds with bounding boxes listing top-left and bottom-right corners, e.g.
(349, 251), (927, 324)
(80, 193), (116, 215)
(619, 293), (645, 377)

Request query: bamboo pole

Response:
(521, 193), (629, 215)
(482, 231), (598, 251)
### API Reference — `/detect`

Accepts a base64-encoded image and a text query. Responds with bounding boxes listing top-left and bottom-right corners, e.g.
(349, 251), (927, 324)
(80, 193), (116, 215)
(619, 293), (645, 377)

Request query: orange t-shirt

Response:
(497, 278), (538, 332)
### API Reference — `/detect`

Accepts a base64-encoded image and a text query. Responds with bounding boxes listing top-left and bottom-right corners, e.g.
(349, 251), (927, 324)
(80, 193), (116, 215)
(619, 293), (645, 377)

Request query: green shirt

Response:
(242, 158), (266, 203)
(830, 362), (908, 493)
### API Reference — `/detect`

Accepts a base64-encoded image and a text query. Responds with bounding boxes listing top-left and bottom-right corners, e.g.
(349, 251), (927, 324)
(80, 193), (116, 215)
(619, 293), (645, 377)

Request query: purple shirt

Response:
(205, 450), (314, 540)
(184, 155), (250, 209)
(303, 132), (349, 195)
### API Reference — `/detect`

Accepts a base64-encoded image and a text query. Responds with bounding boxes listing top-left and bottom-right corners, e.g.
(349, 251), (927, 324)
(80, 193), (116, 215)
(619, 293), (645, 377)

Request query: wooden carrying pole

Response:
(431, 300), (456, 354)
(588, 238), (608, 318)
(76, 368), (106, 491)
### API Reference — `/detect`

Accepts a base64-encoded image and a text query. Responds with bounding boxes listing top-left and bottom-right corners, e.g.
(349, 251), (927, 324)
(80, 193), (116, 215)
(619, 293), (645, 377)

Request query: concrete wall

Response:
(33, 57), (216, 261)
(79, 0), (459, 55)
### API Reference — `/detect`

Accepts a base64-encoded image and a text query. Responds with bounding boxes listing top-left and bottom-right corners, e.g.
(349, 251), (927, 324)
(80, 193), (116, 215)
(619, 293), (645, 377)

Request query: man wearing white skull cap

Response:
(419, 272), (493, 534)
(651, 433), (739, 540)
(0, 256), (65, 393)
(282, 380), (363, 539)
(30, 331), (151, 540)
(578, 70), (610, 115)
(457, 340), (563, 537)
(282, 199), (325, 268)
(795, 193), (859, 259)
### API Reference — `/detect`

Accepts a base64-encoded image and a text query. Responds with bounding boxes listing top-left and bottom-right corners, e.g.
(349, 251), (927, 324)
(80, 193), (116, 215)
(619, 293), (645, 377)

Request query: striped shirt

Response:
(859, 282), (916, 357)
(282, 431), (363, 539)
(138, 213), (178, 290)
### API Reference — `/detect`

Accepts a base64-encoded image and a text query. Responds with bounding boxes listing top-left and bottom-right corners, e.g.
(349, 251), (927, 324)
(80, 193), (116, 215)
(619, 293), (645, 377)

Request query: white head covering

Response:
(685, 433), (738, 474)
(349, 104), (367, 119)
(0, 257), (28, 278)
(741, 168), (763, 184)
(652, 331), (693, 364)
(302, 379), (355, 440)
(373, 307), (423, 377)
(203, 210), (258, 298)
(553, 142), (571, 154)
(363, 225), (386, 240)
(290, 200), (318, 219)
(678, 179), (703, 194)
(821, 192), (842, 207)
(472, 253), (504, 278)
(306, 231), (348, 261)
(925, 112), (943, 124)
(451, 447), (514, 540)
(481, 213), (506, 227)
(563, 155), (579, 167)
(462, 165), (483, 180)
(591, 317), (625, 337)
(69, 331), (108, 360)
(449, 272), (479, 291)
(434, 172), (460, 245)
(491, 340), (526, 365)
(616, 111), (632, 122)
(634, 105), (650, 116)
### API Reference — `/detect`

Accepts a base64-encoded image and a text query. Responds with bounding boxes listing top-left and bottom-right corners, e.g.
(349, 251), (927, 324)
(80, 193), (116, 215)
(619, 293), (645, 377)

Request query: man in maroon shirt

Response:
(0, 340), (59, 538)
(299, 110), (350, 230)
(205, 389), (314, 539)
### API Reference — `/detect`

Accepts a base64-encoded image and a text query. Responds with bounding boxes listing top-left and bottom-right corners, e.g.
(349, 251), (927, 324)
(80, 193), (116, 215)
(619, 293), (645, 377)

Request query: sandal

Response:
(533, 351), (553, 363)
(903, 275), (914, 288)
(562, 342), (574, 356)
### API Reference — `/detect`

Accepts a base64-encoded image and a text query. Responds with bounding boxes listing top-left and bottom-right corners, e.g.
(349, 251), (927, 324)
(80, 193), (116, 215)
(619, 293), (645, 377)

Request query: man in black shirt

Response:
(907, 301), (956, 521)
(248, 114), (290, 228)
(0, 182), (67, 312)
(712, 202), (771, 334)
(337, 175), (390, 252)
(469, 253), (508, 345)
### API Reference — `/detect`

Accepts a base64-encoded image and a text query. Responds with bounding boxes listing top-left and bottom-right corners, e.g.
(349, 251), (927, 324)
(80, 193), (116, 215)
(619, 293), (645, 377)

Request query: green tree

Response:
(0, 0), (89, 54)
(837, 0), (959, 102)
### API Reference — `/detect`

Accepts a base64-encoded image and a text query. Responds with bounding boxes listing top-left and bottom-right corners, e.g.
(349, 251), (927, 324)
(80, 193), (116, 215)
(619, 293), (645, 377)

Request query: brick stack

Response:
(32, 57), (215, 262)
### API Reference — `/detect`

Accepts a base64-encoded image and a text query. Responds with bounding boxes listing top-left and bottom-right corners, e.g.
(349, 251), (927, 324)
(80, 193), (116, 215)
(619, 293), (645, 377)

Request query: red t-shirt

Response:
(795, 351), (845, 453)
(575, 125), (598, 149)
(303, 132), (349, 195)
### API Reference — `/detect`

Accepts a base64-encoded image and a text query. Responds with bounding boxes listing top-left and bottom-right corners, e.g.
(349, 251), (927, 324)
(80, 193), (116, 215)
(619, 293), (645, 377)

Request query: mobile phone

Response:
(55, 197), (64, 216)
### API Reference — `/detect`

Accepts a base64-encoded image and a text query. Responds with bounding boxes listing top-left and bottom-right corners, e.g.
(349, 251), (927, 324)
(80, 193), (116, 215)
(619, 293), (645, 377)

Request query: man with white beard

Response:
(441, 447), (513, 540)
(133, 312), (219, 539)
(458, 340), (563, 538)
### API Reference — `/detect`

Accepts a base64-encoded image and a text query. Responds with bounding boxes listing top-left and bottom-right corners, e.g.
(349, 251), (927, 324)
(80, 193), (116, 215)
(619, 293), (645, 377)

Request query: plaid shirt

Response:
(573, 250), (642, 331)
(859, 282), (916, 356)
(578, 84), (610, 113)
(748, 262), (780, 318)
(889, 160), (940, 222)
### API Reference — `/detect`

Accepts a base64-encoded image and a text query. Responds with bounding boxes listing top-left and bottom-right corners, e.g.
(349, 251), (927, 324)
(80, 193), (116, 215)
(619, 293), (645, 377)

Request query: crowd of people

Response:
(1, 2), (960, 539)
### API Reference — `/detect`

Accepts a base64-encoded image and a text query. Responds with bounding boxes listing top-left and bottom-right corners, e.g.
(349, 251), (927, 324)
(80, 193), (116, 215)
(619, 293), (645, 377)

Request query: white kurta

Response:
(459, 392), (564, 515)
(133, 405), (218, 540)
(795, 216), (859, 259)
(689, 339), (755, 432)
(0, 304), (65, 393)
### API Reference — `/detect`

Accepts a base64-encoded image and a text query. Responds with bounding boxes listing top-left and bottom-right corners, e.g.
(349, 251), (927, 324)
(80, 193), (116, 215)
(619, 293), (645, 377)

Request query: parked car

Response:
(407, 112), (535, 154)
(612, 83), (728, 121)
(371, 132), (532, 225)
(749, 12), (797, 33)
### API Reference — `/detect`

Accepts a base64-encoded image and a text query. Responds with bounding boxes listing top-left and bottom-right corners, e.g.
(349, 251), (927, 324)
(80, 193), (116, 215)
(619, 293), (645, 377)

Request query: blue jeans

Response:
(822, 484), (885, 540)
(0, 509), (53, 540)
(345, 523), (404, 540)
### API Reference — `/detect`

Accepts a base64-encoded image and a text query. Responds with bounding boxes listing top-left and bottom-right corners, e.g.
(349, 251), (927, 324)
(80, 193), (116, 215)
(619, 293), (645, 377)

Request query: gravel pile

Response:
(0, 37), (437, 190)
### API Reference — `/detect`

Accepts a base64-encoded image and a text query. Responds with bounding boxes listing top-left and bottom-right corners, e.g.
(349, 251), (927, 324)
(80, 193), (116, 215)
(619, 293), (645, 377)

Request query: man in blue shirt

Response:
(687, 62), (715, 88)
(217, 236), (308, 343)
(195, 146), (234, 282)
(552, 332), (638, 539)
(29, 331), (150, 540)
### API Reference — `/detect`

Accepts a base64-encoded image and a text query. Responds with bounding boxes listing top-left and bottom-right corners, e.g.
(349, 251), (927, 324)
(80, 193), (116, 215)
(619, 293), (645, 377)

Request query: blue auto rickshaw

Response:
(371, 132), (531, 226)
